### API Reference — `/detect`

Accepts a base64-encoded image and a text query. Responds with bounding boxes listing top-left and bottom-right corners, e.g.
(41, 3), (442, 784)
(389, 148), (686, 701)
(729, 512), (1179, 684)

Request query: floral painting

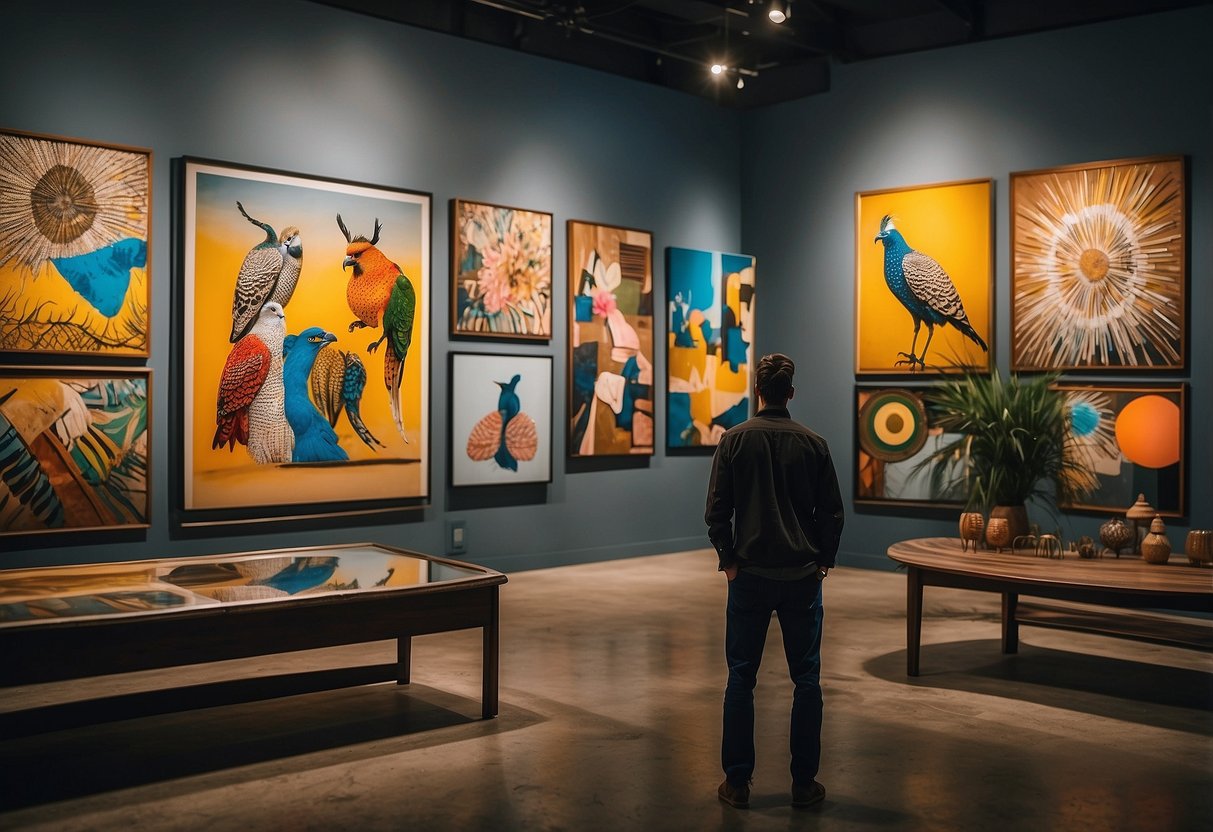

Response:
(1, 367), (150, 537)
(179, 158), (429, 526)
(0, 130), (150, 357)
(568, 220), (653, 457)
(1012, 156), (1186, 371)
(451, 199), (552, 339)
(666, 247), (755, 451)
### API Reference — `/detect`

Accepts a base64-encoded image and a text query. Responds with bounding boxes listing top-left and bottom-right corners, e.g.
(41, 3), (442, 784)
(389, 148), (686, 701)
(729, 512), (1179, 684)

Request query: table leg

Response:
(483, 587), (500, 719)
(397, 635), (412, 685)
(1001, 592), (1019, 654)
(907, 566), (922, 677)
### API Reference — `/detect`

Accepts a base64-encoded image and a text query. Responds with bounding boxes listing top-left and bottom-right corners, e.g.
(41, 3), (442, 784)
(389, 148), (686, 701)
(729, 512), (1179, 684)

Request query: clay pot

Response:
(1140, 516), (1171, 565)
(1099, 517), (1134, 558)
(1185, 530), (1213, 568)
(989, 504), (1030, 543)
(1126, 494), (1156, 553)
(986, 517), (1011, 552)
(959, 512), (984, 552)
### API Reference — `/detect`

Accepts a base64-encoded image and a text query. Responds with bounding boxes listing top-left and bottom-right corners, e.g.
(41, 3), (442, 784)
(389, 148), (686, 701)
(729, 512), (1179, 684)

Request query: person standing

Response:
(705, 352), (845, 810)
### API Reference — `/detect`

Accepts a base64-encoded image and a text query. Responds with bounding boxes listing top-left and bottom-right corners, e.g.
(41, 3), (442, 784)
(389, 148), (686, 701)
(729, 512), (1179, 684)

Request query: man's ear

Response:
(787, 386), (796, 402)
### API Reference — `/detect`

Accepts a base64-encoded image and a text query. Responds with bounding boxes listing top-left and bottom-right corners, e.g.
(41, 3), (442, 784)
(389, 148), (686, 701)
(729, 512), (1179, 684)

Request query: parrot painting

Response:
(874, 215), (988, 370)
(310, 347), (385, 450)
(229, 202), (304, 342)
(282, 326), (348, 463)
(213, 302), (293, 464)
(336, 214), (416, 445)
(466, 374), (538, 472)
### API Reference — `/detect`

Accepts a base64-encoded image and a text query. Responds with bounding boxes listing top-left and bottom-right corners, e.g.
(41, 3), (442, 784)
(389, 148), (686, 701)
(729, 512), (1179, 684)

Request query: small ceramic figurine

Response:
(1184, 529), (1212, 568)
(1077, 535), (1097, 559)
(959, 512), (984, 553)
(1099, 517), (1134, 558)
(1140, 516), (1171, 564)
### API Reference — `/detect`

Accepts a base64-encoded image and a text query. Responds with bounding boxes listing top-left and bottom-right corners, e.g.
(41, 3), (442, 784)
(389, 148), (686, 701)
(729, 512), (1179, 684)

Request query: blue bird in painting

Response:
(283, 327), (348, 463)
(466, 374), (538, 472)
(874, 215), (987, 370)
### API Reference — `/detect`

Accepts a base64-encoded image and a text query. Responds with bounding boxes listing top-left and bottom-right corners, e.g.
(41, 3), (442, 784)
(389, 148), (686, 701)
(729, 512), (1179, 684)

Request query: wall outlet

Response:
(446, 520), (467, 555)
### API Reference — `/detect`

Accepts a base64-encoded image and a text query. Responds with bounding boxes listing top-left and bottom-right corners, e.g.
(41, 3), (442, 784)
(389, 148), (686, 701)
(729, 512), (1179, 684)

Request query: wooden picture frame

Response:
(855, 179), (994, 376)
(0, 129), (151, 358)
(1011, 155), (1186, 371)
(449, 351), (553, 487)
(450, 198), (553, 340)
(666, 246), (756, 453)
(1, 366), (151, 537)
(175, 157), (430, 527)
(567, 220), (654, 458)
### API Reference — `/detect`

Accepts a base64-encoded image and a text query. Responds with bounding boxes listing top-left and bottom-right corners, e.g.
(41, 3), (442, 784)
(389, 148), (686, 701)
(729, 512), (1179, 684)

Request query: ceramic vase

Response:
(1099, 517), (1134, 558)
(1185, 530), (1213, 567)
(1140, 516), (1171, 565)
(986, 517), (1011, 552)
(959, 512), (984, 552)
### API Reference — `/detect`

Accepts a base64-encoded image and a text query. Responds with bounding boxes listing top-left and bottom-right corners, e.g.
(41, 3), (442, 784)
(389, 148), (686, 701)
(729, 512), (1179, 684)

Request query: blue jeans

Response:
(722, 569), (824, 785)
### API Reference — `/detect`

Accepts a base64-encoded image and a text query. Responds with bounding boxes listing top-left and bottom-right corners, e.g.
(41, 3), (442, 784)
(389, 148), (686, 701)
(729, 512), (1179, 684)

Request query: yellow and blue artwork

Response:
(0, 130), (150, 357)
(180, 159), (430, 524)
(666, 247), (755, 451)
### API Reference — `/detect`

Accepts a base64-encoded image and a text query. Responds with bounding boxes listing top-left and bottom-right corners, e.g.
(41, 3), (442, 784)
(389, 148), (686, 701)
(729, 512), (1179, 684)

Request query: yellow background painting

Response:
(855, 179), (992, 374)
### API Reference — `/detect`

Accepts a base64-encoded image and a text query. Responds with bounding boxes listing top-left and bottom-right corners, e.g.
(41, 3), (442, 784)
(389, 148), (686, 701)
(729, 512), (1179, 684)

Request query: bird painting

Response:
(229, 202), (303, 343)
(466, 374), (538, 472)
(213, 301), (293, 464)
(310, 347), (384, 451)
(874, 215), (988, 370)
(336, 214), (416, 445)
(283, 326), (348, 463)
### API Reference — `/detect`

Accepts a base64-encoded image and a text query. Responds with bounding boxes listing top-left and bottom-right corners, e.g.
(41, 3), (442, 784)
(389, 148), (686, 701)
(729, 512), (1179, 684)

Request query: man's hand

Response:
(723, 564), (739, 582)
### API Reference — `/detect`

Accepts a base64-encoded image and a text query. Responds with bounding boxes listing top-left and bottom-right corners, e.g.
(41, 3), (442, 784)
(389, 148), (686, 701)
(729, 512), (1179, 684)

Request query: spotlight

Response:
(768, 0), (790, 24)
(736, 77), (745, 90)
(711, 63), (725, 75)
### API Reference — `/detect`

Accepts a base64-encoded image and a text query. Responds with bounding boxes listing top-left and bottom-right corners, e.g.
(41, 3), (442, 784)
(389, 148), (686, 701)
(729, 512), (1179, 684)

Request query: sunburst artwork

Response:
(1011, 156), (1185, 371)
(0, 130), (151, 357)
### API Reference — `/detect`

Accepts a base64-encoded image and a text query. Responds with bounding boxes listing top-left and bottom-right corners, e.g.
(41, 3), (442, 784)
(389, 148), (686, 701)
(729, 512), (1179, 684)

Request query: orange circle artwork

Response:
(1115, 394), (1180, 469)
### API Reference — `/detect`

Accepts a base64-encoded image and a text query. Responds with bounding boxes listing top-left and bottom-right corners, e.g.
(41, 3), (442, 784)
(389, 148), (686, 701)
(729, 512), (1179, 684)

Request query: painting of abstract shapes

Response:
(854, 386), (965, 508)
(0, 367), (150, 537)
(0, 130), (150, 357)
(1012, 156), (1186, 371)
(450, 352), (552, 487)
(1058, 384), (1186, 516)
(451, 199), (552, 340)
(855, 179), (993, 375)
(568, 220), (654, 457)
(666, 247), (755, 451)
(179, 158), (430, 525)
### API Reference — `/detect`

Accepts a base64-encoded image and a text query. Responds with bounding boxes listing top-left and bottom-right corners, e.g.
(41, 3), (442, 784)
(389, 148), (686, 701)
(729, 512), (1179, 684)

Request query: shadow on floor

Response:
(864, 639), (1213, 734)
(0, 682), (541, 811)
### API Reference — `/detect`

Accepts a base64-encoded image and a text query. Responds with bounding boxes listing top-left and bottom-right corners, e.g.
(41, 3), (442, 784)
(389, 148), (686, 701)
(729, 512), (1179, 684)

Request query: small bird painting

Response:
(283, 326), (348, 463)
(874, 215), (987, 370)
(466, 374), (538, 472)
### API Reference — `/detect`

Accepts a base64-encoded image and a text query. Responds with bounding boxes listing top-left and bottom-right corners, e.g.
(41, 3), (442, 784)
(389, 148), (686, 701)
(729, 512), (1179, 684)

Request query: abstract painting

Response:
(855, 179), (993, 375)
(1011, 156), (1186, 371)
(567, 220), (654, 457)
(450, 352), (552, 487)
(666, 247), (755, 451)
(178, 158), (430, 525)
(451, 199), (552, 339)
(854, 386), (965, 508)
(0, 367), (150, 537)
(1058, 383), (1186, 516)
(0, 130), (150, 357)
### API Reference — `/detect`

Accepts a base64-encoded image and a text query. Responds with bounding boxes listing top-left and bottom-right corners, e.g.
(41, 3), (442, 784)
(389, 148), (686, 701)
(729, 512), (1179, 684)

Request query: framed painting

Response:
(567, 220), (654, 457)
(1, 366), (150, 537)
(176, 158), (430, 526)
(666, 246), (755, 452)
(1011, 156), (1186, 371)
(855, 179), (993, 375)
(1058, 383), (1186, 517)
(449, 352), (552, 487)
(450, 198), (552, 340)
(854, 385), (964, 509)
(0, 129), (150, 357)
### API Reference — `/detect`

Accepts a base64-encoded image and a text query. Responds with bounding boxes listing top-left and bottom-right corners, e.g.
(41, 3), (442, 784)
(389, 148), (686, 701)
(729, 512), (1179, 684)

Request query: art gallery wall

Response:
(741, 4), (1212, 568)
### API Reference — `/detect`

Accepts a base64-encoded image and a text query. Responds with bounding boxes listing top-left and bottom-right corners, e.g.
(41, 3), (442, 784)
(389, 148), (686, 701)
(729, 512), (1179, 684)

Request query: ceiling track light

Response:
(768, 0), (791, 24)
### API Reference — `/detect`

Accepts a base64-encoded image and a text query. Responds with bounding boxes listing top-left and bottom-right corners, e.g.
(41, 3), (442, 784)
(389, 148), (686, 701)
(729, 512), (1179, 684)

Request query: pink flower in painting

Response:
(592, 289), (617, 318)
(477, 247), (510, 314)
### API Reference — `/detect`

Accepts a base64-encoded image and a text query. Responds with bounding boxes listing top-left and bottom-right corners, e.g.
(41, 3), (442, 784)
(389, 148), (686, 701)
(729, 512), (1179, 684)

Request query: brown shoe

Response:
(792, 780), (825, 808)
(718, 779), (751, 809)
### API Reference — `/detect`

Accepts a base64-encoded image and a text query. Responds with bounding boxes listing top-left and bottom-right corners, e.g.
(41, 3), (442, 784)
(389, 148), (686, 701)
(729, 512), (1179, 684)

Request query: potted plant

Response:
(915, 370), (1093, 542)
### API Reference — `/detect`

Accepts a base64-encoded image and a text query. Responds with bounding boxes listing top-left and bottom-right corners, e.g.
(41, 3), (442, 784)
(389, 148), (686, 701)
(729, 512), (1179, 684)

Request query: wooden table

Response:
(0, 543), (507, 720)
(887, 537), (1213, 676)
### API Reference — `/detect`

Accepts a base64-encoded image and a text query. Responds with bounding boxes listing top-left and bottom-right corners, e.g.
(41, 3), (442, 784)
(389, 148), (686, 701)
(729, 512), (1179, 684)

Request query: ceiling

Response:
(317, 0), (1208, 107)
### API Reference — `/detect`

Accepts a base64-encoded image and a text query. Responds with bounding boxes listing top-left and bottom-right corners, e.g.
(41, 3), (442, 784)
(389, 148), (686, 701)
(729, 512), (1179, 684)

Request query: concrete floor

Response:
(1, 549), (1210, 831)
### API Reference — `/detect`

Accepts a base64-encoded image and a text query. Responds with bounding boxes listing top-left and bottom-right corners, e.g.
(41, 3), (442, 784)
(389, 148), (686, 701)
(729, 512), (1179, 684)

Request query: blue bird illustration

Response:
(874, 215), (988, 369)
(466, 374), (538, 472)
(283, 327), (348, 463)
(310, 347), (385, 450)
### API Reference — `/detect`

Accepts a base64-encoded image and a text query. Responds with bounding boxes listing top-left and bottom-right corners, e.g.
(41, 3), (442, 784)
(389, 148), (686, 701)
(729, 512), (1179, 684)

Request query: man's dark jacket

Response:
(705, 405), (845, 571)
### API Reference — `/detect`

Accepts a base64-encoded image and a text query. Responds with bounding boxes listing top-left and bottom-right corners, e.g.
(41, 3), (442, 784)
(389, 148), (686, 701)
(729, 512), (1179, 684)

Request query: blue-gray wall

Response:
(2, 1), (1208, 573)
(742, 5), (1212, 569)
